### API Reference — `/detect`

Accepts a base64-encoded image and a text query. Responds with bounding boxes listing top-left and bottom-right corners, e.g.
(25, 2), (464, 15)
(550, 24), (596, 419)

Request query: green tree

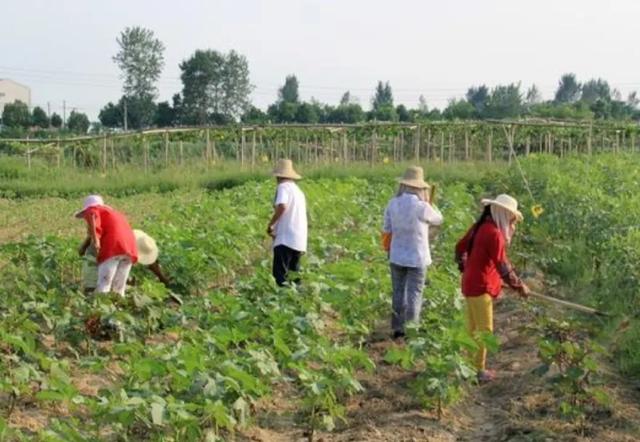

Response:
(99, 101), (123, 128)
(372, 81), (393, 111)
(279, 75), (299, 104)
(554, 73), (581, 104)
(295, 102), (319, 123)
(581, 79), (610, 104)
(31, 106), (49, 128)
(180, 49), (252, 124)
(329, 103), (365, 123)
(50, 113), (63, 128)
(241, 105), (268, 124)
(485, 83), (523, 118)
(154, 101), (176, 127)
(67, 111), (90, 134)
(113, 26), (165, 127)
(340, 91), (354, 106)
(1, 101), (31, 128)
(525, 84), (542, 107)
(466, 85), (489, 117)
(396, 104), (411, 122)
(443, 99), (475, 120)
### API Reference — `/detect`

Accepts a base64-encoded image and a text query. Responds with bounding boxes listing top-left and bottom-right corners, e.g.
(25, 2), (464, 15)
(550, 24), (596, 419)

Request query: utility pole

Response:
(123, 98), (128, 131)
(63, 100), (66, 129)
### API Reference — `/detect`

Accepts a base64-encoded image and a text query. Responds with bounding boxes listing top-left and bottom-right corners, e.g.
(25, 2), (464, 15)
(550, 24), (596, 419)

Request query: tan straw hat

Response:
(481, 194), (524, 222)
(272, 159), (302, 180)
(398, 166), (430, 189)
(134, 229), (159, 265)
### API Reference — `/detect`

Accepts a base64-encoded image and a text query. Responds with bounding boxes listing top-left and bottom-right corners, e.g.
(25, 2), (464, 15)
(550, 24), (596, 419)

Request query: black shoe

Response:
(392, 330), (406, 340)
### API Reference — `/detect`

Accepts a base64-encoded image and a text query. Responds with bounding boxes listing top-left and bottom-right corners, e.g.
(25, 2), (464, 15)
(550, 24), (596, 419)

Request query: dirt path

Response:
(244, 294), (640, 442)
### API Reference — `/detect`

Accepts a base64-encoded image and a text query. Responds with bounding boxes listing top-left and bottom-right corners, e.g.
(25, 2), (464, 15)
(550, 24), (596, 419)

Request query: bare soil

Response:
(240, 295), (640, 442)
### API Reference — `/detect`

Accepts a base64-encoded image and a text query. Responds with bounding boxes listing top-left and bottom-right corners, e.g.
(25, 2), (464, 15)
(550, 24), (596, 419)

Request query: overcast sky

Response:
(1, 0), (639, 120)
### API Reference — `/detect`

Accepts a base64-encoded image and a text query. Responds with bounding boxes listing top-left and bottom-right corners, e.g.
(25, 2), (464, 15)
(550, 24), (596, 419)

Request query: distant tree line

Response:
(2, 26), (639, 137)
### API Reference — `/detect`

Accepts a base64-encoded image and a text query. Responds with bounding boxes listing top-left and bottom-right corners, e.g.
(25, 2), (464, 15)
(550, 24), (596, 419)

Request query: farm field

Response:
(1, 156), (640, 441)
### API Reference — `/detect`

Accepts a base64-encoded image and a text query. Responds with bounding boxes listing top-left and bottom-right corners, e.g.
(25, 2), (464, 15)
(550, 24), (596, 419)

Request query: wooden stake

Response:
(164, 131), (169, 167)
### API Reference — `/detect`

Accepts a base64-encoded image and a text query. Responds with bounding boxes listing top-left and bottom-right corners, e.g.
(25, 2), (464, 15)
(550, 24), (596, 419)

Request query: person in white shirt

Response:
(266, 159), (308, 286)
(383, 166), (443, 339)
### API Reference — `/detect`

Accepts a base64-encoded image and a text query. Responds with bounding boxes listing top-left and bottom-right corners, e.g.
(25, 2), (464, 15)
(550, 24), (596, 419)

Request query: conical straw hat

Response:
(398, 166), (430, 189)
(481, 194), (524, 222)
(272, 159), (302, 180)
(134, 229), (159, 265)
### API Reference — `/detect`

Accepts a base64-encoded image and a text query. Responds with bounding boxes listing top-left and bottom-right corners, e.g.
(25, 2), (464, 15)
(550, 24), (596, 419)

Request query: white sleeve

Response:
(274, 185), (290, 206)
(419, 202), (443, 226)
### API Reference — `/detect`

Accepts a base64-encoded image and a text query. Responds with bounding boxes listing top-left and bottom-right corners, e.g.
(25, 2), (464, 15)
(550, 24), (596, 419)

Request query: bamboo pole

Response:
(111, 138), (115, 169)
(486, 130), (493, 162)
(102, 135), (107, 171)
(439, 131), (445, 163)
(252, 130), (256, 169)
(415, 125), (421, 162)
(164, 131), (169, 167)
(179, 141), (184, 166)
(464, 129), (470, 161)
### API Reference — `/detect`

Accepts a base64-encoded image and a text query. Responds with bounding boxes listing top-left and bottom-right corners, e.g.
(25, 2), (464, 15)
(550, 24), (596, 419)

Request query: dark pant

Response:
(273, 245), (302, 286)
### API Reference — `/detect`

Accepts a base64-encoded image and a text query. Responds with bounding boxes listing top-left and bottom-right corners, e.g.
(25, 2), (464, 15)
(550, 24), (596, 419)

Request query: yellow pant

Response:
(465, 294), (494, 371)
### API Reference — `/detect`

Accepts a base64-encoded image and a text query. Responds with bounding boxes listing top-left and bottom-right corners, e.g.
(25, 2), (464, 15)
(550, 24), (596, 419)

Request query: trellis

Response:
(2, 120), (638, 171)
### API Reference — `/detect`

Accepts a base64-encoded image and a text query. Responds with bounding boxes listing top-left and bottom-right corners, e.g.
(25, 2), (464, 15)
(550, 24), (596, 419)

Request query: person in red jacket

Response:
(455, 194), (529, 382)
(75, 195), (138, 297)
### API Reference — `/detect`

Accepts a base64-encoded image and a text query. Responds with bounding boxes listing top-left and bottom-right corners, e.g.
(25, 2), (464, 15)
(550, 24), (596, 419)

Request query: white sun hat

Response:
(134, 229), (159, 265)
(272, 159), (302, 180)
(74, 194), (106, 218)
(481, 194), (524, 222)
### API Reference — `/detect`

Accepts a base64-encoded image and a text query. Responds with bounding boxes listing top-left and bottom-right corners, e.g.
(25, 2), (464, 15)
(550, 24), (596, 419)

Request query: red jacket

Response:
(455, 219), (522, 298)
(84, 206), (138, 264)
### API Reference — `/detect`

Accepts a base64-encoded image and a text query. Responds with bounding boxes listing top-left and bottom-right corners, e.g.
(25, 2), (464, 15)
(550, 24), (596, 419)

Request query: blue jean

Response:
(390, 263), (426, 333)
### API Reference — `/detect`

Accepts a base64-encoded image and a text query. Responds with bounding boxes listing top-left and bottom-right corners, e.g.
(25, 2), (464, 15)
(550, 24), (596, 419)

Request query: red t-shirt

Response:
(84, 206), (138, 264)
(455, 219), (521, 298)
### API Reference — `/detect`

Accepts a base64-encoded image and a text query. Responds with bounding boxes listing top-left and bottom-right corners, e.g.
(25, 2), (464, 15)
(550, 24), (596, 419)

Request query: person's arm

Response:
(488, 230), (529, 297)
(147, 261), (171, 287)
(454, 227), (472, 273)
(419, 201), (443, 226)
(267, 204), (286, 237)
(267, 185), (289, 237)
(382, 205), (392, 252)
(78, 236), (91, 257)
(86, 212), (101, 256)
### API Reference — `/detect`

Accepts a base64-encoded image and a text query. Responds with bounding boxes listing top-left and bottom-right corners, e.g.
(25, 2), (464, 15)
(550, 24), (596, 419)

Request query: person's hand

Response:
(518, 283), (530, 299)
(94, 242), (101, 257)
(78, 244), (87, 257)
(266, 224), (275, 238)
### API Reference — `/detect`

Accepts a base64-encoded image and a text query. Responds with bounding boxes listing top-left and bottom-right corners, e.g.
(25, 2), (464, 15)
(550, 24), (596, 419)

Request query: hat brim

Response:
(481, 199), (524, 222)
(272, 171), (302, 180)
(134, 230), (159, 265)
(73, 203), (108, 219)
(398, 178), (430, 190)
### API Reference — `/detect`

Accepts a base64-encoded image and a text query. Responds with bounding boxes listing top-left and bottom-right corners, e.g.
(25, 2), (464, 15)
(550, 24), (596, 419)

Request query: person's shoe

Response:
(477, 369), (496, 383)
(392, 330), (406, 340)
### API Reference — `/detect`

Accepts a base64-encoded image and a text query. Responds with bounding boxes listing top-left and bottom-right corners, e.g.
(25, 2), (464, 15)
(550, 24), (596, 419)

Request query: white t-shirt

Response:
(383, 193), (443, 268)
(273, 181), (308, 252)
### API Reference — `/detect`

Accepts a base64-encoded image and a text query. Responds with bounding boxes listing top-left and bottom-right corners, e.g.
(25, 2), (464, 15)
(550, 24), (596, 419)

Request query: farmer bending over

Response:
(455, 194), (530, 383)
(79, 229), (170, 294)
(266, 159), (307, 286)
(75, 195), (137, 297)
(383, 166), (443, 339)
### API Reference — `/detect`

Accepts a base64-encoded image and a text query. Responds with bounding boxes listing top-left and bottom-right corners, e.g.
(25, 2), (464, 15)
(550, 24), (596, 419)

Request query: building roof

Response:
(0, 78), (30, 90)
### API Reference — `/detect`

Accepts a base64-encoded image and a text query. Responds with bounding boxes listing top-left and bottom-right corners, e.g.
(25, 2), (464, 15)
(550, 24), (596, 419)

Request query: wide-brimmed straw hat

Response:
(398, 166), (430, 189)
(134, 229), (159, 265)
(272, 159), (302, 180)
(481, 194), (523, 222)
(74, 194), (107, 218)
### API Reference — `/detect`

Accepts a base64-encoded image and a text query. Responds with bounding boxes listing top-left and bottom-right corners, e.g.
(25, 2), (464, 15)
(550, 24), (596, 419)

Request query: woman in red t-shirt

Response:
(75, 195), (138, 297)
(455, 194), (529, 382)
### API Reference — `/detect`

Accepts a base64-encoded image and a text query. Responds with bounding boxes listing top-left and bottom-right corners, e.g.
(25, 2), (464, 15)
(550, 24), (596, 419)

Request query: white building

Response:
(0, 79), (31, 114)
